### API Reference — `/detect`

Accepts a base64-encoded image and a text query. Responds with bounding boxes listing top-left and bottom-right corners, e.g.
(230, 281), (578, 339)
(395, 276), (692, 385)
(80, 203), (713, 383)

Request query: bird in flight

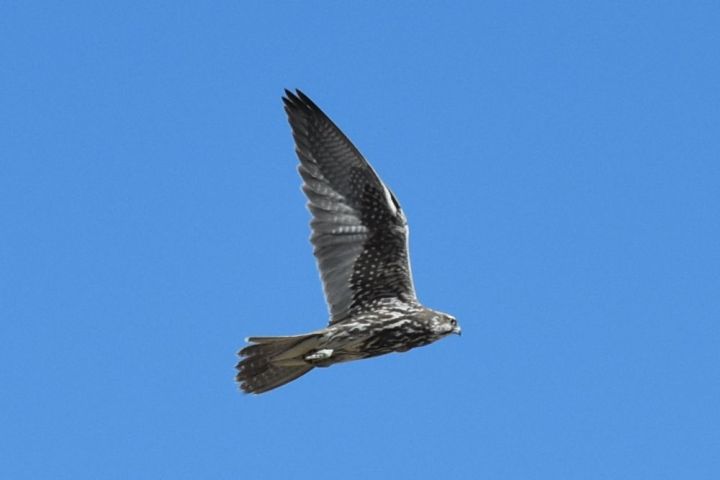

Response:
(236, 90), (460, 394)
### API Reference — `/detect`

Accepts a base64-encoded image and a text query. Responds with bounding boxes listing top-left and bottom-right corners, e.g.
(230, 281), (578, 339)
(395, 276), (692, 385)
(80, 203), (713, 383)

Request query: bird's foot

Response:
(305, 349), (334, 362)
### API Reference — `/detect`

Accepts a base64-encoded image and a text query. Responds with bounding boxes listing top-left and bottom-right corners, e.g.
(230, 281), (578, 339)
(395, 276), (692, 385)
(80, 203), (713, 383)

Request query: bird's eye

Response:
(450, 318), (457, 326)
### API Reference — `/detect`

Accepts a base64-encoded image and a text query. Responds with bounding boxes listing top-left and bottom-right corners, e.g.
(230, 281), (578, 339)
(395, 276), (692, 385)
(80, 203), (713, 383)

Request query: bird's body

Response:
(236, 90), (460, 394)
(297, 300), (449, 366)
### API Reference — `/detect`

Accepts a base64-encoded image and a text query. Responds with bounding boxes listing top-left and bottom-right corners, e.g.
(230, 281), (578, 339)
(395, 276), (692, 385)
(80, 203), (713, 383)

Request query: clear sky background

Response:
(2, 2), (719, 479)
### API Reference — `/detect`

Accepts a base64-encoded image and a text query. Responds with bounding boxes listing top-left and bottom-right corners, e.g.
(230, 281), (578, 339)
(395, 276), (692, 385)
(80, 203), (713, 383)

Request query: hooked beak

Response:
(452, 325), (462, 336)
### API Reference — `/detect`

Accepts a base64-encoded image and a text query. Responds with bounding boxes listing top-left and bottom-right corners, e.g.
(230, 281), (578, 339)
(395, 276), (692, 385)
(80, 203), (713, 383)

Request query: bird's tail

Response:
(236, 333), (322, 394)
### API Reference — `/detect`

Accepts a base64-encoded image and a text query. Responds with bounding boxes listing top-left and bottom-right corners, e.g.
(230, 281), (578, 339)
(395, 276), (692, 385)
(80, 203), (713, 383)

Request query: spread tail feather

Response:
(236, 333), (321, 394)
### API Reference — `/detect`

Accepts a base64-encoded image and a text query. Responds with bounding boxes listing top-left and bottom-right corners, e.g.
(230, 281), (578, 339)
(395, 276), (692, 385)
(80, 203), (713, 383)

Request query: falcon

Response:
(236, 90), (460, 394)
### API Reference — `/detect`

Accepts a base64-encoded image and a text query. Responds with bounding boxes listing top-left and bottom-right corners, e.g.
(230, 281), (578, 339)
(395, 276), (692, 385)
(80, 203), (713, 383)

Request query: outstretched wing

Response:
(283, 90), (417, 324)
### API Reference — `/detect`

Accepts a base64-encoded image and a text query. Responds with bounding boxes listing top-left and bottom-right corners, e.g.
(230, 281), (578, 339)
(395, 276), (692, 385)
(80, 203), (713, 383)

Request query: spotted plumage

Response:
(236, 90), (460, 394)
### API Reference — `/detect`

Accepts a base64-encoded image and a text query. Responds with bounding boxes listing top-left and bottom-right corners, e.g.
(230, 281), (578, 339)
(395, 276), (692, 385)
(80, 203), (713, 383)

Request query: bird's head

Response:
(429, 312), (462, 337)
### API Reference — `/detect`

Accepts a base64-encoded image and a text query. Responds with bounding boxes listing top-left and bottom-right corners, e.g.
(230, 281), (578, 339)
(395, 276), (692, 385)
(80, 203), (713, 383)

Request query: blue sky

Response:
(2, 1), (719, 478)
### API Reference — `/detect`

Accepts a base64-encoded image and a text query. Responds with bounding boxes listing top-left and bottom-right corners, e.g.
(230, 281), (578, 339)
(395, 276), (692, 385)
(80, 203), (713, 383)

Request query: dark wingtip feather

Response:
(295, 89), (317, 109)
(282, 88), (297, 107)
(282, 88), (302, 107)
(282, 88), (324, 115)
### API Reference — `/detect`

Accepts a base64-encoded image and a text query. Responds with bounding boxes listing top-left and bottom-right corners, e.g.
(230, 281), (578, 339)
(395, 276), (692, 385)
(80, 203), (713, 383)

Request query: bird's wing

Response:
(283, 90), (417, 325)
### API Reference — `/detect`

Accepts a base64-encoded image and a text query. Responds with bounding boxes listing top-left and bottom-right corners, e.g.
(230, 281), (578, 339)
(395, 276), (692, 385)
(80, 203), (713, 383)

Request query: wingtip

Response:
(294, 89), (310, 102)
(282, 88), (306, 96)
(282, 89), (295, 108)
(282, 88), (320, 113)
(283, 89), (304, 113)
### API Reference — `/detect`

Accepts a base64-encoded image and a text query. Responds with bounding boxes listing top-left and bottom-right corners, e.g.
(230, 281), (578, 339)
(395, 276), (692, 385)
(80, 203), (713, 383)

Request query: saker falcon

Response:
(236, 90), (460, 394)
